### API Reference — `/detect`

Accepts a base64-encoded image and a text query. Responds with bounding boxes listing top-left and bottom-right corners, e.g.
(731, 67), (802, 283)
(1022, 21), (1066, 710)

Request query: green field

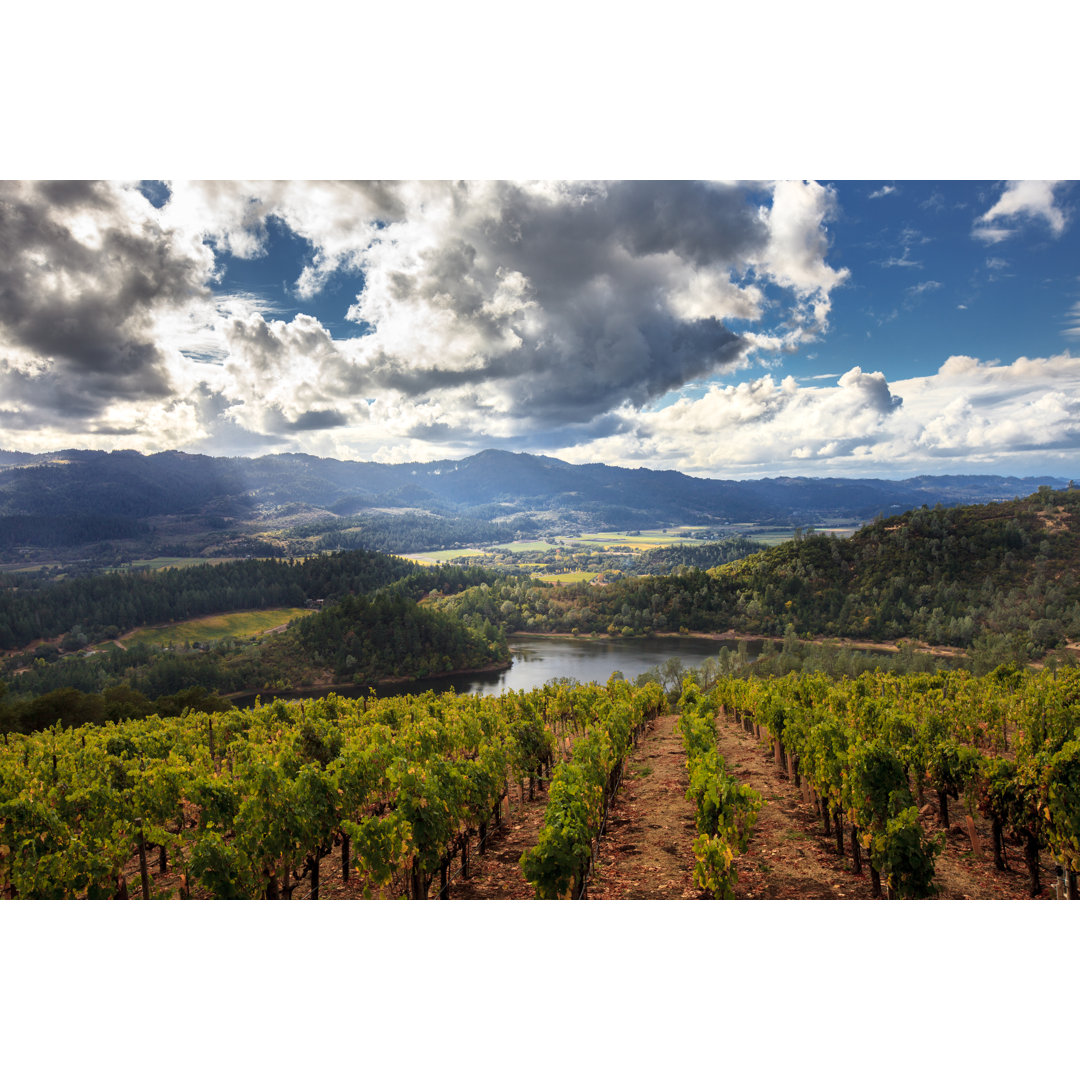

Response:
(533, 570), (595, 585)
(405, 548), (487, 563)
(493, 540), (559, 553)
(123, 607), (314, 647)
(561, 530), (708, 550)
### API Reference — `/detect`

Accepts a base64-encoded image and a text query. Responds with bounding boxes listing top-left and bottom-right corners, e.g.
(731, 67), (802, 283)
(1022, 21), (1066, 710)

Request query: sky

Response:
(1, 178), (1077, 480)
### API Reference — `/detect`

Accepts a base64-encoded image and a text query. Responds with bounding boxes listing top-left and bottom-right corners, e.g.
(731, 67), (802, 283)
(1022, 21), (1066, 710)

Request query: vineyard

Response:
(0, 679), (663, 900)
(2, 665), (1078, 900)
(712, 665), (1080, 899)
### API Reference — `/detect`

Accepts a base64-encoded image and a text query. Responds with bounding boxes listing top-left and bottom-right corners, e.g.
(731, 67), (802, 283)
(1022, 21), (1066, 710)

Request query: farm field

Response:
(532, 570), (595, 584)
(121, 606), (314, 647)
(492, 540), (558, 553)
(565, 530), (707, 548)
(411, 528), (714, 563)
(404, 548), (486, 563)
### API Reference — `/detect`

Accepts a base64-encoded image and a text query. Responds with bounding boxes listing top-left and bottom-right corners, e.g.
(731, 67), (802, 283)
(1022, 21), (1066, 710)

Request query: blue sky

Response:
(1, 179), (1078, 479)
(818, 181), (1077, 377)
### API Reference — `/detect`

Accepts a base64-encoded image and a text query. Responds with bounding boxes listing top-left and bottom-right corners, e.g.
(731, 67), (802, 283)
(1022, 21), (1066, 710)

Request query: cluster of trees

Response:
(435, 489), (1080, 660)
(0, 682), (231, 734)
(0, 513), (151, 548)
(437, 535), (767, 582)
(283, 510), (544, 555)
(292, 592), (508, 683)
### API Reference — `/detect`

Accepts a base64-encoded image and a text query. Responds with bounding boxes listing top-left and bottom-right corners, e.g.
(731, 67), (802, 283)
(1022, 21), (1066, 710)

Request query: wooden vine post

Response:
(135, 818), (151, 900)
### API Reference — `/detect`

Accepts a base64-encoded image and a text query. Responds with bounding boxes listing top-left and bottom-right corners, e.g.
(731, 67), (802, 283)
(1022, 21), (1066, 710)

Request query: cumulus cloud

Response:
(0, 180), (859, 458)
(869, 184), (897, 199)
(975, 180), (1069, 242)
(0, 180), (214, 424)
(555, 354), (1080, 477)
(166, 180), (849, 451)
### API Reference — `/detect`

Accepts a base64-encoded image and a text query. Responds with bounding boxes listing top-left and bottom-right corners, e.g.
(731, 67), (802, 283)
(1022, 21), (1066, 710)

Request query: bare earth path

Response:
(449, 784), (552, 899)
(588, 714), (700, 899)
(714, 707), (1056, 900)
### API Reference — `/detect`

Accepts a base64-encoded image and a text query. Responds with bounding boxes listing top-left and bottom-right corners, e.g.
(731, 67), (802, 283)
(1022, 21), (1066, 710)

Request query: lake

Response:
(436, 634), (735, 695)
(235, 634), (742, 707)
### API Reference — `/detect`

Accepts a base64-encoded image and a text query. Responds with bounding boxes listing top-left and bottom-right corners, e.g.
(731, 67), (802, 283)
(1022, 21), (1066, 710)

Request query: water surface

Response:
(235, 634), (737, 706)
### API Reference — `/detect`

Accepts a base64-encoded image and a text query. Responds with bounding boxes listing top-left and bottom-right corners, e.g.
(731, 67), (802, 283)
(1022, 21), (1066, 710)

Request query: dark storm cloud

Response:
(404, 408), (630, 450)
(0, 181), (210, 416)
(605, 180), (769, 265)
(347, 181), (770, 430)
(283, 408), (349, 431)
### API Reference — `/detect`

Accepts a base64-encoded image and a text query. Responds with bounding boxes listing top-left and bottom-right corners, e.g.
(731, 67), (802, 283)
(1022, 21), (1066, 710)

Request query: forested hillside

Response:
(0, 548), (417, 651)
(437, 487), (1080, 664)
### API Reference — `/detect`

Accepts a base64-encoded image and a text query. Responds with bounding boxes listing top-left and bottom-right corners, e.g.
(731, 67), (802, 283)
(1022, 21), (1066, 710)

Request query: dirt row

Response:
(713, 708), (1057, 900)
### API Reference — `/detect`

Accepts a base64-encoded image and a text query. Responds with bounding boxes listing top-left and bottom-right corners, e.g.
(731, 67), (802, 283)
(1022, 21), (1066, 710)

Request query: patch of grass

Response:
(404, 548), (486, 563)
(533, 570), (595, 584)
(634, 765), (653, 778)
(123, 607), (315, 647)
(781, 828), (811, 842)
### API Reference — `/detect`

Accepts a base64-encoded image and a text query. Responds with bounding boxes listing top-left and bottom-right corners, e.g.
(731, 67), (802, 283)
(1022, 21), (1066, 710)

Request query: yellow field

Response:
(533, 571), (595, 585)
(123, 607), (315, 647)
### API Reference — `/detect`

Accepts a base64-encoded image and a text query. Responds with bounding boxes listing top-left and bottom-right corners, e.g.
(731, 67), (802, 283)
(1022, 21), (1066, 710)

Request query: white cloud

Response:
(972, 225), (1013, 245)
(976, 180), (1069, 240)
(869, 185), (897, 199)
(186, 180), (848, 450)
(758, 180), (849, 341)
(907, 280), (942, 298)
(555, 353), (1080, 477)
(4, 180), (850, 454)
(1064, 301), (1080, 338)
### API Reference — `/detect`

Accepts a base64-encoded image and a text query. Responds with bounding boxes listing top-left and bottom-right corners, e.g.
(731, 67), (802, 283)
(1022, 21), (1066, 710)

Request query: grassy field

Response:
(492, 540), (559, 553)
(561, 530), (708, 550)
(533, 570), (595, 585)
(123, 607), (314, 647)
(405, 548), (487, 563)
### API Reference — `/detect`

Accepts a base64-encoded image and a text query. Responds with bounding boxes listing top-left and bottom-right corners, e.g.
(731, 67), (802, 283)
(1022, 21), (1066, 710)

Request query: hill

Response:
(0, 447), (1070, 566)
(435, 486), (1080, 667)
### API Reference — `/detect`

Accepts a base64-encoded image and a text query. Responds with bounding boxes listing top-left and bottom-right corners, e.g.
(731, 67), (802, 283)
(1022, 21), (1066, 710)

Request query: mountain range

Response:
(0, 447), (1072, 561)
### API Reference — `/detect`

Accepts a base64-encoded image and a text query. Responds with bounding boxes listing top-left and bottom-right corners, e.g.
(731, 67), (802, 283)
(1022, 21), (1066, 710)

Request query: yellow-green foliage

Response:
(124, 607), (314, 647)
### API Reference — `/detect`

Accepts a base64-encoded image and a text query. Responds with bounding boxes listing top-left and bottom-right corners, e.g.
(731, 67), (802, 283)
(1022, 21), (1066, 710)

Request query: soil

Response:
(587, 714), (700, 899)
(713, 707), (1057, 900)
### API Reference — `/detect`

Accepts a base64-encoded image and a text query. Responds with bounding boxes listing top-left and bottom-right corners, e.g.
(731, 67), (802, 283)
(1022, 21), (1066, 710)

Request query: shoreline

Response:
(509, 628), (966, 658)
(223, 657), (513, 703)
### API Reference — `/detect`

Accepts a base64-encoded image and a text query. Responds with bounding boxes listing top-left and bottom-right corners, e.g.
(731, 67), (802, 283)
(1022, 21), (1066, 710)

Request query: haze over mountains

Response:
(0, 448), (1071, 561)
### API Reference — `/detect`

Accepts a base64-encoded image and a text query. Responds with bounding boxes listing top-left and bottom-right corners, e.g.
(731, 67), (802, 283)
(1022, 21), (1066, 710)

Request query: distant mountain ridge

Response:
(0, 447), (1070, 531)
